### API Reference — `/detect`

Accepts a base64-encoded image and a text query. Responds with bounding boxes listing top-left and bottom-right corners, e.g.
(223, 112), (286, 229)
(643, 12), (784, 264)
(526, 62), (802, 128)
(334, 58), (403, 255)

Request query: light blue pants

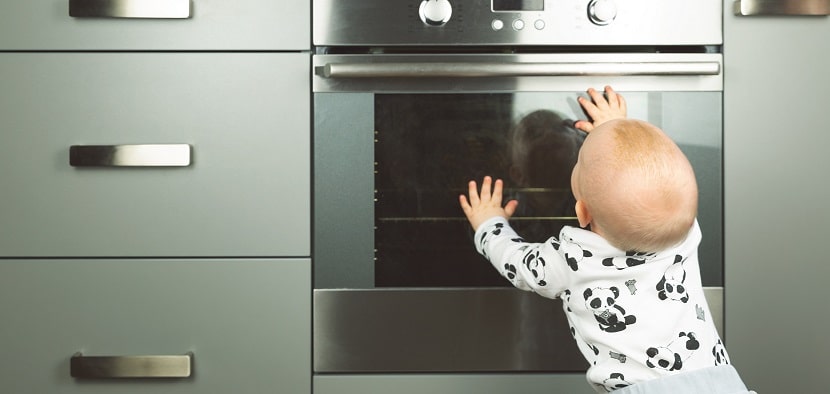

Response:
(614, 365), (755, 394)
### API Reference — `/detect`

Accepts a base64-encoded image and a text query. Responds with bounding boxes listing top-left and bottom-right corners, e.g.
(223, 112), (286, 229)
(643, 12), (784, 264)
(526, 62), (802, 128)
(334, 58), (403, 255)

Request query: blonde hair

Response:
(577, 120), (698, 252)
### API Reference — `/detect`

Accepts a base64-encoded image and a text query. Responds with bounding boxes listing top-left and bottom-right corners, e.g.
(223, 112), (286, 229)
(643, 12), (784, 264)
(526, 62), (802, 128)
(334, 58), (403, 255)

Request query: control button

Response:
(419, 0), (452, 26)
(534, 19), (545, 30)
(491, 19), (504, 31)
(587, 0), (617, 26)
(512, 19), (525, 30)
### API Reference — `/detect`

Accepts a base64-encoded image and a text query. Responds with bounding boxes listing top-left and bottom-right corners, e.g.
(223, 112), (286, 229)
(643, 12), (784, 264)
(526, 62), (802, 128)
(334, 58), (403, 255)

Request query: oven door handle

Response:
(316, 61), (721, 78)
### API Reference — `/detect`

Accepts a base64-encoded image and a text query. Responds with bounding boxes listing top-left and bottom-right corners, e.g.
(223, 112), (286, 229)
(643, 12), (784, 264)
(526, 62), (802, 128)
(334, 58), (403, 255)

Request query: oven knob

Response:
(587, 0), (617, 26)
(419, 0), (452, 26)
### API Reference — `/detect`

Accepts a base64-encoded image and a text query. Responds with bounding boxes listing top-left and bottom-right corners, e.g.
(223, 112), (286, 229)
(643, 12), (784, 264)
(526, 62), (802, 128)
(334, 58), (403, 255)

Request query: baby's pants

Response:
(614, 365), (755, 393)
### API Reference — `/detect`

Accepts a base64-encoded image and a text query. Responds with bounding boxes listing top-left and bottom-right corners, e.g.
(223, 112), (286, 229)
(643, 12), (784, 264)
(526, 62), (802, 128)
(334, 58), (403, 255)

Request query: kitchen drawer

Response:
(0, 53), (309, 257)
(0, 258), (311, 393)
(0, 0), (309, 50)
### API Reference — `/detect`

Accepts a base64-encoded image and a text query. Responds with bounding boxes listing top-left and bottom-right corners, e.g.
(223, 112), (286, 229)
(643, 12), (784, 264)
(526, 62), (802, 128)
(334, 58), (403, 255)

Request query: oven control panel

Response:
(315, 0), (722, 46)
(420, 0), (618, 28)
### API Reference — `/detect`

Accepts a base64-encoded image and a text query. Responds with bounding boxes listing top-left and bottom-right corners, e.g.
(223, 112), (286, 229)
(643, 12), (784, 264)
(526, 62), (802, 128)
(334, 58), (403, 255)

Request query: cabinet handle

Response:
(69, 0), (192, 19)
(70, 144), (192, 167)
(70, 352), (193, 379)
(733, 0), (829, 16)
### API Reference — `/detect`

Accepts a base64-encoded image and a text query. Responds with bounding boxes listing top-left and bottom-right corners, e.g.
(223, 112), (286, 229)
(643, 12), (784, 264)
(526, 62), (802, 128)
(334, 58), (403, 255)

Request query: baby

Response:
(459, 87), (752, 393)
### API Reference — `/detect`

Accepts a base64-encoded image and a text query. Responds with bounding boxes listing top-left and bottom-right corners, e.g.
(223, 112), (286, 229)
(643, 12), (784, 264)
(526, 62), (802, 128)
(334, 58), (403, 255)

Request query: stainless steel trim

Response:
(313, 0), (723, 46)
(734, 0), (829, 16)
(313, 53), (724, 93)
(70, 352), (193, 379)
(69, 0), (192, 19)
(313, 287), (725, 372)
(69, 144), (192, 167)
(317, 61), (721, 79)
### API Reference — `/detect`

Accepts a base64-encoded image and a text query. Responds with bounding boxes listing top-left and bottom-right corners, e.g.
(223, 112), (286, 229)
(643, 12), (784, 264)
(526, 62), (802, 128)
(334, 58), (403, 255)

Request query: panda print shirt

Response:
(474, 217), (731, 393)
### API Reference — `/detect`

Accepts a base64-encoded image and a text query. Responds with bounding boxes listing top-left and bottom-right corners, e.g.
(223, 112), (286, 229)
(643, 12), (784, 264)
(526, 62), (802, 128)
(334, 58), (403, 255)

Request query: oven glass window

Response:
(313, 91), (722, 290)
(375, 94), (581, 287)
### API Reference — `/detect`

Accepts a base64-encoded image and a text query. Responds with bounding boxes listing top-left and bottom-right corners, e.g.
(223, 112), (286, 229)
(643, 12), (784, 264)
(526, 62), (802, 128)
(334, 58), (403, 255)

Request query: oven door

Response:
(313, 52), (723, 373)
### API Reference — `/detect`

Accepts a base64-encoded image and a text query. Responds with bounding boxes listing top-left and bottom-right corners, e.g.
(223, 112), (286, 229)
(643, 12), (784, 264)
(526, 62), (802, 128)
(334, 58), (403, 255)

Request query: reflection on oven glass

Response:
(374, 94), (582, 287)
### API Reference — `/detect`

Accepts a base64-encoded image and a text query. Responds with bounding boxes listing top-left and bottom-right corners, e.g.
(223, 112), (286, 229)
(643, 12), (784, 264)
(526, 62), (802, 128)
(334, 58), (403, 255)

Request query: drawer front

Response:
(0, 0), (309, 50)
(0, 259), (310, 393)
(0, 53), (309, 257)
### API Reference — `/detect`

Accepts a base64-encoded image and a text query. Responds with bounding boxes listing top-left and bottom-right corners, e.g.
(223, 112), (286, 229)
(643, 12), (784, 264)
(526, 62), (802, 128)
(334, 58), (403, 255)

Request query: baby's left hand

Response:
(575, 85), (627, 132)
(459, 176), (518, 231)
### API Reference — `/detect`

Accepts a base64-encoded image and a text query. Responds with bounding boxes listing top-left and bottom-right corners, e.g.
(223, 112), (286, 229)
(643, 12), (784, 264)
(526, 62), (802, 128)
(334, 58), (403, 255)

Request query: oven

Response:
(313, 0), (723, 374)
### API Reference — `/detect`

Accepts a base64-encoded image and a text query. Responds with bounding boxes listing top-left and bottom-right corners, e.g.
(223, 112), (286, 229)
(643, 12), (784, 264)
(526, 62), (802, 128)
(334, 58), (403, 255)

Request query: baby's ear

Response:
(575, 200), (591, 228)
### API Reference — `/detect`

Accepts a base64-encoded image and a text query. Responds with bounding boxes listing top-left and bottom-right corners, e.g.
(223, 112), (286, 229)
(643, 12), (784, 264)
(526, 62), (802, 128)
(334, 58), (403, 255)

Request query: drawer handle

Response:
(70, 144), (192, 167)
(70, 352), (193, 379)
(69, 0), (192, 19)
(733, 0), (830, 16)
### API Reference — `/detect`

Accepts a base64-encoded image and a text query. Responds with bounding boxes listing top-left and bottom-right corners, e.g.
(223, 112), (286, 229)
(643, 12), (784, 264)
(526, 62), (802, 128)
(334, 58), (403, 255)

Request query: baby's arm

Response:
(461, 177), (566, 297)
(574, 85), (627, 132)
(459, 176), (518, 231)
(473, 216), (566, 297)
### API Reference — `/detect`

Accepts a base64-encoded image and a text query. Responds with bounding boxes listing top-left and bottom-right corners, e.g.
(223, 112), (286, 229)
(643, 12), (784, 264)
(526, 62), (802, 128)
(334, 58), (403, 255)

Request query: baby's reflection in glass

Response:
(507, 109), (585, 242)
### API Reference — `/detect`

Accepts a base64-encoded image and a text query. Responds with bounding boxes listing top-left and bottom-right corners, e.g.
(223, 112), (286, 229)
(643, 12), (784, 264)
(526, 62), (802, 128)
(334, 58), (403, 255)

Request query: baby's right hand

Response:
(575, 85), (627, 133)
(459, 176), (518, 231)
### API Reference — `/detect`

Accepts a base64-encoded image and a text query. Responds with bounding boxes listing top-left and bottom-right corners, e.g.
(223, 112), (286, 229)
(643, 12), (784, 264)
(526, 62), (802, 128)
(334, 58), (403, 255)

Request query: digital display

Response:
(492, 0), (543, 12)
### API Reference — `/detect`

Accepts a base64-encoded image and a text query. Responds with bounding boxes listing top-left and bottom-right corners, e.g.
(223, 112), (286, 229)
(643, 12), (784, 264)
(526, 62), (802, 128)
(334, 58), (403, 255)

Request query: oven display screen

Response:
(492, 0), (543, 12)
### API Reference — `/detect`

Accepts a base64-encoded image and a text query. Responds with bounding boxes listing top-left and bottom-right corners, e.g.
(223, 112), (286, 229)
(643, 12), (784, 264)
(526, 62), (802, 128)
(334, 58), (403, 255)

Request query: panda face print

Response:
(645, 332), (700, 372)
(602, 251), (656, 270)
(646, 346), (683, 371)
(601, 372), (632, 392)
(503, 263), (517, 281)
(477, 221), (524, 260)
(656, 254), (690, 303)
(560, 234), (593, 271)
(478, 222), (510, 256)
(522, 248), (547, 286)
(712, 339), (730, 366)
(583, 286), (636, 332)
(585, 286), (618, 311)
(562, 289), (572, 312)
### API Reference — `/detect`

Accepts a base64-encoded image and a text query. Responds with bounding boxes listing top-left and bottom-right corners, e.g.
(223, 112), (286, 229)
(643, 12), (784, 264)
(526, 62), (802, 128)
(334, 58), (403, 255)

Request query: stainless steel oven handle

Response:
(316, 61), (721, 78)
(70, 352), (193, 379)
(69, 0), (192, 19)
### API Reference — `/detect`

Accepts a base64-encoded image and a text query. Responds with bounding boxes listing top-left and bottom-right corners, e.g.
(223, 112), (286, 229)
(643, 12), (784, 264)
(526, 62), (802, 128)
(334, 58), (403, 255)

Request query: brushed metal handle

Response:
(70, 144), (192, 167)
(70, 352), (193, 379)
(315, 61), (721, 79)
(734, 0), (829, 16)
(69, 0), (192, 19)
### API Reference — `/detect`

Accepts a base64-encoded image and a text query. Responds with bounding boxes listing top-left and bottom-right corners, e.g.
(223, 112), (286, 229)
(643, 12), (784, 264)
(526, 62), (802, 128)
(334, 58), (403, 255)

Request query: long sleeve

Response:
(474, 217), (569, 299)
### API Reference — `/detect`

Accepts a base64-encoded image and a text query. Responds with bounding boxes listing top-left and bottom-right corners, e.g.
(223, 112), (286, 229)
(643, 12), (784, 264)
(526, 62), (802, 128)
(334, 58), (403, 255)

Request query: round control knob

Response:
(587, 0), (617, 26)
(419, 0), (452, 26)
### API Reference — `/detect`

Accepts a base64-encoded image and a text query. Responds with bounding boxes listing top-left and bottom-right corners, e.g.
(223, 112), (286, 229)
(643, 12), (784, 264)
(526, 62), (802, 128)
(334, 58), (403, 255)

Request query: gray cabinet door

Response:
(0, 259), (310, 393)
(0, 0), (309, 50)
(723, 3), (830, 393)
(0, 53), (309, 257)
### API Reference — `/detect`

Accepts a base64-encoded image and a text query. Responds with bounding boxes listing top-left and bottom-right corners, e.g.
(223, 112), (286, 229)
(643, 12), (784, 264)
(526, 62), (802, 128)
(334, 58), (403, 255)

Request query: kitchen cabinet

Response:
(723, 1), (830, 392)
(0, 52), (309, 257)
(0, 1), (311, 393)
(0, 259), (310, 393)
(0, 0), (308, 50)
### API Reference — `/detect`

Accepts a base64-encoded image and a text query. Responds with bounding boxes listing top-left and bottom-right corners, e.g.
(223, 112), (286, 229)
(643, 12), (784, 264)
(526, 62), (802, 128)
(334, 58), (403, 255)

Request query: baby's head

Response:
(570, 119), (698, 252)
